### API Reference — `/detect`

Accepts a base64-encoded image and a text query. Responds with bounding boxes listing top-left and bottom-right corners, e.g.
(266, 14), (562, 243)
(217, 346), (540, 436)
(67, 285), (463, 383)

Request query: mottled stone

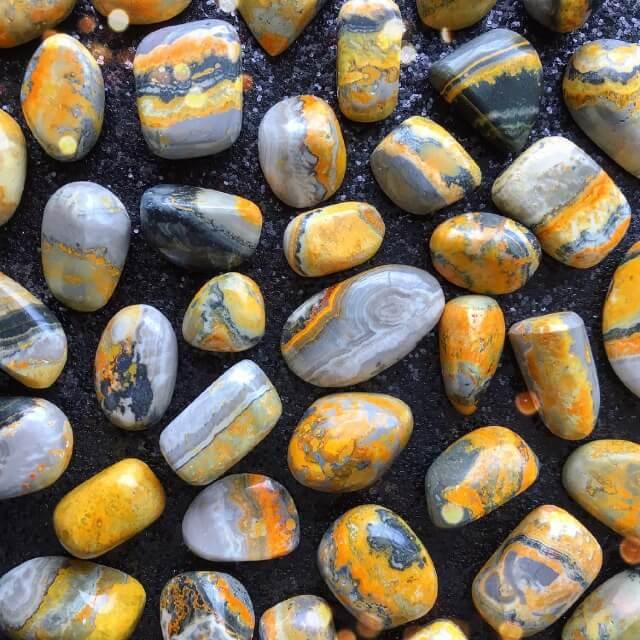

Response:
(410, 620), (468, 640)
(524, 0), (602, 32)
(417, 0), (496, 29)
(0, 110), (26, 226)
(0, 0), (75, 47)
(92, 0), (190, 24)
(260, 595), (336, 640)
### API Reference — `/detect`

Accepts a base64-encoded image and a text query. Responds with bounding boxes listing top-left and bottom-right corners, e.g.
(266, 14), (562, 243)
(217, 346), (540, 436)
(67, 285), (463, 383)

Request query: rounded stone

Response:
(92, 0), (191, 23)
(417, 0), (496, 29)
(0, 110), (27, 226)
(524, 0), (602, 32)
(259, 595), (336, 640)
(0, 0), (76, 48)
(410, 620), (468, 640)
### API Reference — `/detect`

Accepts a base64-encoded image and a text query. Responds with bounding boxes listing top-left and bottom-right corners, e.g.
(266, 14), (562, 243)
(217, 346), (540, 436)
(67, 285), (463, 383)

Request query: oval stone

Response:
(288, 392), (413, 492)
(417, 0), (496, 29)
(260, 595), (336, 640)
(0, 110), (26, 226)
(0, 0), (76, 48)
(95, 305), (178, 430)
(524, 0), (602, 32)
(93, 0), (191, 24)
(281, 264), (445, 387)
(21, 34), (104, 162)
(411, 620), (468, 640)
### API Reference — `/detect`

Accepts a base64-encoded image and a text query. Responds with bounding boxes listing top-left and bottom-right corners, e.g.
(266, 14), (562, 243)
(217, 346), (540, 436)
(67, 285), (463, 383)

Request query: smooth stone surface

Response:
(417, 0), (496, 29)
(283, 202), (385, 277)
(288, 392), (413, 492)
(564, 40), (640, 178)
(21, 34), (104, 162)
(160, 360), (282, 485)
(0, 110), (26, 226)
(140, 184), (262, 271)
(370, 116), (481, 216)
(425, 426), (539, 528)
(258, 95), (346, 208)
(93, 0), (191, 23)
(429, 29), (542, 153)
(53, 458), (166, 559)
(0, 397), (73, 500)
(473, 505), (602, 639)
(0, 0), (75, 47)
(182, 473), (300, 561)
(134, 20), (242, 159)
(524, 0), (602, 31)
(41, 182), (131, 312)
(0, 556), (145, 640)
(260, 595), (336, 640)
(429, 212), (541, 295)
(95, 304), (178, 430)
(182, 272), (265, 352)
(411, 620), (468, 640)
(317, 504), (438, 630)
(510, 311), (600, 440)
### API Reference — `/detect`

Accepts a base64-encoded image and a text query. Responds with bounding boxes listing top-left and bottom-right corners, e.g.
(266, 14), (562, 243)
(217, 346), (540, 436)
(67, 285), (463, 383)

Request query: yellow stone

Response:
(0, 110), (27, 226)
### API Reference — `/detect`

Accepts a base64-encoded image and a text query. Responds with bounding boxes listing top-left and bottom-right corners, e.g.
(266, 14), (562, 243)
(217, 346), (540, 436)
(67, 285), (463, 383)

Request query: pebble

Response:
(260, 595), (336, 640)
(524, 0), (602, 32)
(417, 0), (496, 29)
(410, 620), (468, 639)
(92, 0), (191, 23)
(0, 110), (26, 226)
(0, 0), (76, 48)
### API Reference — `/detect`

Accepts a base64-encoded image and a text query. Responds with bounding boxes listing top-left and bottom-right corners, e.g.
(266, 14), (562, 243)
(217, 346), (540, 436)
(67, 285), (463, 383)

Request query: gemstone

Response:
(288, 392), (413, 492)
(439, 296), (505, 415)
(417, 0), (496, 29)
(370, 116), (481, 216)
(283, 202), (385, 277)
(258, 96), (346, 208)
(259, 595), (336, 640)
(41, 182), (131, 312)
(160, 360), (282, 486)
(473, 505), (602, 639)
(21, 34), (104, 162)
(0, 557), (145, 640)
(317, 504), (438, 630)
(425, 426), (539, 528)
(0, 0), (75, 47)
(182, 473), (300, 561)
(524, 0), (602, 31)
(53, 458), (165, 559)
(140, 184), (263, 271)
(564, 40), (640, 179)
(182, 273), (265, 352)
(509, 311), (600, 440)
(0, 397), (73, 500)
(429, 212), (541, 295)
(92, 0), (191, 24)
(429, 29), (542, 153)
(410, 620), (468, 640)
(95, 304), (178, 430)
(0, 110), (26, 226)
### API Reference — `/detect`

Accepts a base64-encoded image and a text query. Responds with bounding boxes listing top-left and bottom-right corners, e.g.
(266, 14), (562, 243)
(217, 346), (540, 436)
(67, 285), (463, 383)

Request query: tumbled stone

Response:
(0, 557), (145, 640)
(182, 473), (300, 561)
(426, 426), (539, 529)
(281, 265), (444, 387)
(41, 182), (130, 312)
(370, 116), (481, 216)
(417, 0), (496, 29)
(283, 202), (385, 277)
(473, 505), (602, 639)
(134, 20), (242, 160)
(0, 110), (26, 226)
(318, 504), (438, 630)
(0, 398), (73, 500)
(258, 96), (346, 208)
(21, 34), (104, 162)
(430, 29), (542, 153)
(182, 273), (265, 352)
(95, 305), (178, 430)
(160, 360), (282, 485)
(140, 184), (263, 271)
(160, 571), (254, 640)
(410, 620), (468, 640)
(288, 392), (413, 492)
(93, 0), (190, 24)
(429, 212), (541, 295)
(524, 0), (602, 31)
(53, 458), (165, 559)
(0, 0), (75, 47)
(510, 311), (600, 440)
(260, 595), (336, 640)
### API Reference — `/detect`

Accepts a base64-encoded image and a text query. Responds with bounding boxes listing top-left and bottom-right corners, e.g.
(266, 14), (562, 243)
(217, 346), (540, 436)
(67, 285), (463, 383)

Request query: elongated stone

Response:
(140, 185), (263, 271)
(0, 398), (73, 500)
(426, 426), (539, 528)
(93, 0), (190, 23)
(429, 29), (542, 153)
(0, 557), (145, 640)
(509, 311), (600, 440)
(370, 116), (481, 216)
(134, 20), (242, 160)
(0, 110), (26, 226)
(182, 473), (300, 561)
(258, 96), (346, 208)
(417, 0), (496, 29)
(473, 505), (602, 639)
(411, 620), (468, 640)
(318, 504), (438, 630)
(95, 305), (178, 430)
(1, 0), (75, 47)
(21, 34), (104, 162)
(260, 595), (336, 640)
(160, 360), (282, 485)
(524, 0), (602, 32)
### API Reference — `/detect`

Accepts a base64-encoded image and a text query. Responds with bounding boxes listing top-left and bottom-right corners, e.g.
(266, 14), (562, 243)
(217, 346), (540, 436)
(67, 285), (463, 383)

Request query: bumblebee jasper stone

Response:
(473, 505), (602, 639)
(0, 110), (26, 226)
(509, 311), (600, 440)
(411, 620), (468, 640)
(260, 595), (336, 640)
(370, 116), (481, 216)
(318, 504), (438, 630)
(93, 0), (190, 24)
(288, 392), (413, 492)
(0, 0), (76, 47)
(281, 265), (444, 387)
(524, 0), (602, 32)
(258, 96), (346, 208)
(53, 458), (165, 559)
(493, 136), (631, 269)
(0, 557), (145, 640)
(430, 29), (542, 153)
(182, 473), (300, 561)
(417, 0), (496, 30)
(21, 34), (104, 162)
(160, 360), (282, 486)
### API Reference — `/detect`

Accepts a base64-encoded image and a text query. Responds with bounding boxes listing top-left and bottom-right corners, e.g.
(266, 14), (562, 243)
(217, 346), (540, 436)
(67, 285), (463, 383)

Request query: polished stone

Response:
(260, 595), (336, 640)
(0, 0), (76, 47)
(417, 0), (496, 29)
(410, 620), (468, 640)
(0, 110), (26, 226)
(92, 0), (190, 23)
(524, 0), (602, 31)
